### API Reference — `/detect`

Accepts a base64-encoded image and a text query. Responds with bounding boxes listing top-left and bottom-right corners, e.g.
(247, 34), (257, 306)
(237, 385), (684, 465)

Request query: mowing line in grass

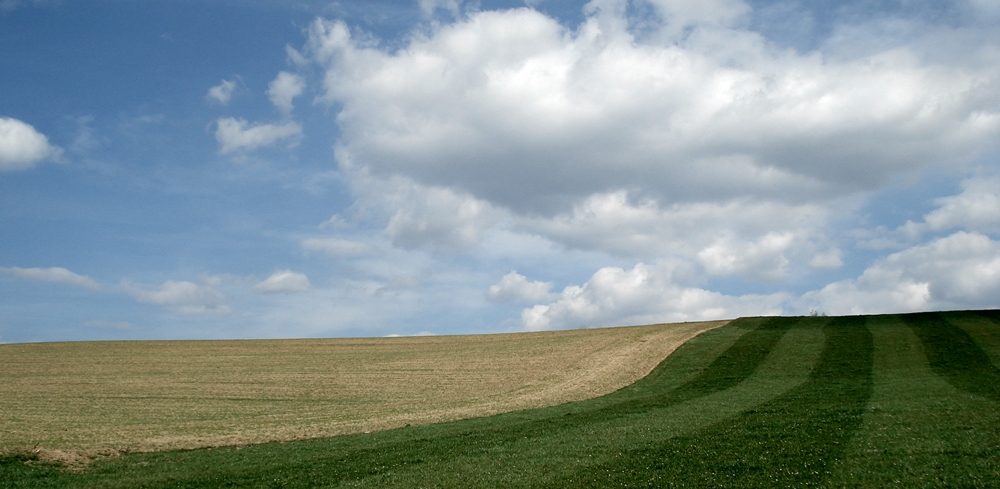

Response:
(563, 316), (798, 425)
(904, 311), (1000, 402)
(829, 314), (1000, 487)
(973, 309), (1000, 323)
(555, 315), (873, 488)
(962, 310), (1000, 367)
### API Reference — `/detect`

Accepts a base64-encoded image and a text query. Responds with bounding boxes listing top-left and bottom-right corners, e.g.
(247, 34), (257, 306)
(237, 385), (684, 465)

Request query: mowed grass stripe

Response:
(829, 314), (1000, 487)
(556, 315), (872, 488)
(904, 311), (1000, 402)
(964, 310), (1000, 367)
(663, 316), (797, 403)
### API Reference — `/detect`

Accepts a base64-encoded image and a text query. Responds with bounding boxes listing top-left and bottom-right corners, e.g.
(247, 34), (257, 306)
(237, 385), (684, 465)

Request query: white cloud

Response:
(801, 231), (1000, 315)
(178, 0), (999, 338)
(304, 9), (1000, 215)
(0, 117), (63, 171)
(214, 117), (302, 154)
(207, 78), (238, 104)
(336, 161), (506, 253)
(809, 248), (844, 270)
(291, 3), (1000, 304)
(254, 270), (311, 294)
(382, 185), (502, 253)
(520, 261), (787, 331)
(520, 190), (834, 281)
(0, 266), (101, 290)
(121, 278), (230, 315)
(267, 72), (305, 115)
(302, 237), (379, 257)
(487, 271), (555, 303)
(916, 176), (1000, 236)
(698, 232), (796, 282)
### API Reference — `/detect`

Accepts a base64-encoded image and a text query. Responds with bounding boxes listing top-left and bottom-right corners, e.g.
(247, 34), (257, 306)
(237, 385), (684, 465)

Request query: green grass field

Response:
(2, 311), (998, 487)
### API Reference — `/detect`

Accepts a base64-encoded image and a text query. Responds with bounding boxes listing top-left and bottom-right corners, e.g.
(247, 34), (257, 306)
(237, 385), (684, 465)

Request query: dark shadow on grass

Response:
(904, 311), (1000, 403)
(565, 316), (799, 423)
(552, 315), (873, 488)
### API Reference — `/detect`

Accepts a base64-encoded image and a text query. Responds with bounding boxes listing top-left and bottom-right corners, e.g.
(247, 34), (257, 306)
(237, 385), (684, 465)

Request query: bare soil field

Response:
(0, 321), (724, 462)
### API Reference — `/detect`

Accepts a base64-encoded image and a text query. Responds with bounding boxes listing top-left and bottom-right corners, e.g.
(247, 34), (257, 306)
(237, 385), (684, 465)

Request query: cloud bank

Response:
(285, 0), (1000, 331)
(306, 5), (999, 214)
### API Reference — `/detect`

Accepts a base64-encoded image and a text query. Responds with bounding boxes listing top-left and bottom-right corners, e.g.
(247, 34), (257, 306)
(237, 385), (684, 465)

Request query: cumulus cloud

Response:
(254, 270), (312, 293)
(267, 72), (305, 115)
(801, 231), (1000, 315)
(304, 8), (1000, 215)
(214, 117), (302, 154)
(229, 0), (1000, 333)
(520, 261), (787, 331)
(207, 78), (238, 104)
(809, 248), (844, 270)
(336, 161), (506, 253)
(121, 278), (230, 315)
(290, 1), (1000, 299)
(523, 192), (820, 256)
(302, 237), (379, 257)
(519, 191), (835, 280)
(382, 185), (502, 253)
(698, 232), (795, 282)
(0, 117), (63, 171)
(902, 176), (1000, 237)
(487, 271), (555, 303)
(0, 266), (101, 290)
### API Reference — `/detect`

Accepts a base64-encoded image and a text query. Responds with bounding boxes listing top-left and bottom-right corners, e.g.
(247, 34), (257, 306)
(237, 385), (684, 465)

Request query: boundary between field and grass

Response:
(0, 320), (727, 467)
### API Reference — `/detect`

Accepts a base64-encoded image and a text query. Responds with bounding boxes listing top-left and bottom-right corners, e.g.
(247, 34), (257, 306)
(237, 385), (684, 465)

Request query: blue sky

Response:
(2, 0), (999, 343)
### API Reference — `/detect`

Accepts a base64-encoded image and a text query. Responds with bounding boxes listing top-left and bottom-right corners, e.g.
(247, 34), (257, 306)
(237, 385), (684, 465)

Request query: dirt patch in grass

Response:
(0, 321), (723, 459)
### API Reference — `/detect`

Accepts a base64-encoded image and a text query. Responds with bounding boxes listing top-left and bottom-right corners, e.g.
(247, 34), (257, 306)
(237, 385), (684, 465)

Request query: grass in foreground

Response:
(2, 311), (998, 487)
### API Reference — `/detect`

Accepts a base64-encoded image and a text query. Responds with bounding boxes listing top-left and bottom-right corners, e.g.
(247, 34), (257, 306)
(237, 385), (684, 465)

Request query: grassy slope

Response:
(2, 311), (998, 488)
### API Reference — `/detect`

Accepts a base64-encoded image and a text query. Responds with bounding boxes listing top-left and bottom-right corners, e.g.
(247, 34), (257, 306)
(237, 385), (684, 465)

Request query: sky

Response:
(1, 0), (999, 343)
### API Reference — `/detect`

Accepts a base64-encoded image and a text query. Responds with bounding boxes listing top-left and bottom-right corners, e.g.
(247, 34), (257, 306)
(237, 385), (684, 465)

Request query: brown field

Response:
(0, 321), (724, 462)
